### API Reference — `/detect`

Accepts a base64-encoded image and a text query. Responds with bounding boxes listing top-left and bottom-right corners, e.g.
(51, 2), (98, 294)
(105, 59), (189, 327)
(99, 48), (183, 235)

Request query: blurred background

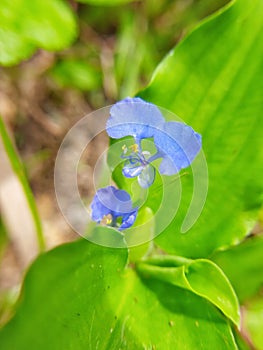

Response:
(0, 0), (230, 326)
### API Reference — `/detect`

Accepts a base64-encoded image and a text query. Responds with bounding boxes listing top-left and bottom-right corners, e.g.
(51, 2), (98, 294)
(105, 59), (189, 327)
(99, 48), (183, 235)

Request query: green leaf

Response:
(243, 296), (263, 350)
(22, 1), (77, 50)
(138, 0), (263, 257)
(0, 117), (44, 250)
(232, 329), (251, 350)
(137, 255), (240, 327)
(84, 225), (126, 248)
(212, 236), (263, 303)
(0, 239), (238, 349)
(0, 28), (35, 66)
(0, 0), (77, 66)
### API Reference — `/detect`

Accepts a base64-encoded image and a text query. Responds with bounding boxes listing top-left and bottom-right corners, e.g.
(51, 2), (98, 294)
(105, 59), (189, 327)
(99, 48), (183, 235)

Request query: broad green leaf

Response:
(0, 239), (238, 349)
(243, 296), (263, 350)
(137, 255), (240, 326)
(0, 117), (44, 250)
(138, 0), (263, 257)
(0, 0), (77, 66)
(212, 236), (263, 303)
(84, 225), (126, 248)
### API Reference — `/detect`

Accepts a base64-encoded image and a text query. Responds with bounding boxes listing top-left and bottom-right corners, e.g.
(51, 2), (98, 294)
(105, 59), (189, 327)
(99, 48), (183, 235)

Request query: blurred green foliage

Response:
(50, 58), (101, 91)
(0, 0), (230, 99)
(0, 0), (77, 65)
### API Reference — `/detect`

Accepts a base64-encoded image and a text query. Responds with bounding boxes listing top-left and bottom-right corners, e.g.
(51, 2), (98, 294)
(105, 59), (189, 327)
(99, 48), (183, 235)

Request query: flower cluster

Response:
(90, 97), (202, 230)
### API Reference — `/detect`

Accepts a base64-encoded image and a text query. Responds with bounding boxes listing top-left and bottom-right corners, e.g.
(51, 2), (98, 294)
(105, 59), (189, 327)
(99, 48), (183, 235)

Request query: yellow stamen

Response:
(101, 214), (113, 226)
(129, 144), (139, 153)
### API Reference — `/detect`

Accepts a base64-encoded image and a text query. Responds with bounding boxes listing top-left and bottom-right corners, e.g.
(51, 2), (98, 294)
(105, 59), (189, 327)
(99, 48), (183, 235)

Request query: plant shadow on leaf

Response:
(136, 255), (240, 326)
(140, 277), (227, 323)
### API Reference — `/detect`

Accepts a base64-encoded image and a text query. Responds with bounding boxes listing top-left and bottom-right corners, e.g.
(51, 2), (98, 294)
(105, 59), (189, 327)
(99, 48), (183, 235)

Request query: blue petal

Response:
(106, 97), (165, 141)
(91, 189), (111, 222)
(138, 164), (155, 188)
(91, 186), (138, 230)
(113, 188), (134, 213)
(119, 209), (138, 230)
(91, 186), (133, 222)
(158, 156), (178, 175)
(153, 121), (202, 175)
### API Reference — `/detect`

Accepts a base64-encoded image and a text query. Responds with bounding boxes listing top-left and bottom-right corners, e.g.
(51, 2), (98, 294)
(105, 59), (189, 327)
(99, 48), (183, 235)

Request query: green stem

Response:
(0, 116), (45, 251)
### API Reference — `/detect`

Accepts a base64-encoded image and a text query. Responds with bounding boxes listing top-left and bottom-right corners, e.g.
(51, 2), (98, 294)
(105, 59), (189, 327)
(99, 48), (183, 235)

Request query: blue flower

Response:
(91, 186), (138, 230)
(151, 121), (202, 175)
(106, 97), (202, 188)
(106, 97), (165, 145)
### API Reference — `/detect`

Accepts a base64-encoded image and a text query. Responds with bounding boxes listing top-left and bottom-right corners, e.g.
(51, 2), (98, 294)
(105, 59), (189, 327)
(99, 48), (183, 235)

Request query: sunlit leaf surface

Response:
(0, 240), (238, 349)
(139, 0), (263, 257)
